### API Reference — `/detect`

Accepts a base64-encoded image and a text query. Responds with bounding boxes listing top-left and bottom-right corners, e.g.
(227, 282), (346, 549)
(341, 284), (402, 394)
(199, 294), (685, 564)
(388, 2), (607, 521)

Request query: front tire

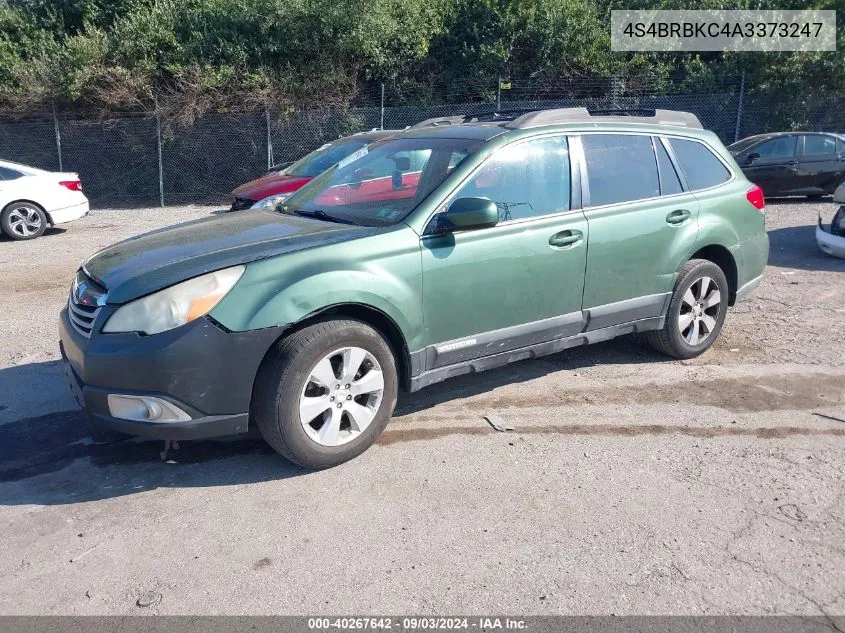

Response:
(646, 259), (729, 359)
(1, 202), (47, 240)
(253, 318), (398, 469)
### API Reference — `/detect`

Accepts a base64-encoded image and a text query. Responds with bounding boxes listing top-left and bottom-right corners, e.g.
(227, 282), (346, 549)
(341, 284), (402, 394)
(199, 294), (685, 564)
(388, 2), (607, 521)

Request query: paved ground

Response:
(0, 201), (843, 615)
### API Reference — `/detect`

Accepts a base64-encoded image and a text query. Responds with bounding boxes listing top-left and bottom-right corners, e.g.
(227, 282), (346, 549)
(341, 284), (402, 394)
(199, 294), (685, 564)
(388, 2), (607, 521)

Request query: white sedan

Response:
(0, 159), (89, 240)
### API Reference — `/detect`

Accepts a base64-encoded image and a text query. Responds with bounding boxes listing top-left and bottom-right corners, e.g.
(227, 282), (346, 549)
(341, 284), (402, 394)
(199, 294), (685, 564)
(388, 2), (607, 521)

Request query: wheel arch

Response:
(689, 244), (738, 305)
(269, 302), (413, 392)
(2, 199), (48, 218)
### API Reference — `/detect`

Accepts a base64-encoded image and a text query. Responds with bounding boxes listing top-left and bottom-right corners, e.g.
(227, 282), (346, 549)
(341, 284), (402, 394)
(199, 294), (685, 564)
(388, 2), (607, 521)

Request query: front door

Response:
(420, 135), (588, 369)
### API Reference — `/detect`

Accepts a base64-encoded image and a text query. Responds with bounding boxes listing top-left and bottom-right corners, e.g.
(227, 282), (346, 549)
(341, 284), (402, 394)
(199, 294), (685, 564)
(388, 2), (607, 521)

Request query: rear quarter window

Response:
(668, 138), (732, 191)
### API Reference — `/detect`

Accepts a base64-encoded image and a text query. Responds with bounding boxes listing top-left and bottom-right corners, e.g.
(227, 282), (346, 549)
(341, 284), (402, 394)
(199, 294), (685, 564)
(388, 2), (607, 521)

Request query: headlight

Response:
(103, 265), (245, 335)
(251, 194), (289, 209)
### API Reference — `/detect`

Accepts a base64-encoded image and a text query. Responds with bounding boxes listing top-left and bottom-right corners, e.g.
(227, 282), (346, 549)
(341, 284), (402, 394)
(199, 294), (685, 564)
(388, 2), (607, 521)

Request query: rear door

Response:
(419, 135), (589, 368)
(741, 135), (798, 196)
(577, 133), (701, 327)
(796, 134), (844, 194)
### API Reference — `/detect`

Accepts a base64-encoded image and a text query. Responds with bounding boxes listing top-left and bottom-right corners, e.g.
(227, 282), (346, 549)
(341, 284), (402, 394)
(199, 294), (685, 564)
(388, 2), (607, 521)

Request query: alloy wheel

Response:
(7, 206), (43, 238)
(299, 346), (385, 447)
(678, 276), (721, 345)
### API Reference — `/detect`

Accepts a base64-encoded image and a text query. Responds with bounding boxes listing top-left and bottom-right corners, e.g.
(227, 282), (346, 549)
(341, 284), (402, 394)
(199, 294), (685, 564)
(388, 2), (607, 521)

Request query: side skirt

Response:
(408, 315), (664, 392)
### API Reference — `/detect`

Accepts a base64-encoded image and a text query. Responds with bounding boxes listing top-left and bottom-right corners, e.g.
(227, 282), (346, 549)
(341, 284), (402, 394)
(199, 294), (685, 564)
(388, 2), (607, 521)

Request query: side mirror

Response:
(439, 197), (499, 232)
(745, 152), (760, 165)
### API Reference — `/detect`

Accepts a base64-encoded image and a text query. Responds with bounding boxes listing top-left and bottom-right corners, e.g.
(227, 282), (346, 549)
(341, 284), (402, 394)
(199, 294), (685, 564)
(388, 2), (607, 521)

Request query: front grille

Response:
(68, 271), (107, 338)
(230, 197), (254, 211)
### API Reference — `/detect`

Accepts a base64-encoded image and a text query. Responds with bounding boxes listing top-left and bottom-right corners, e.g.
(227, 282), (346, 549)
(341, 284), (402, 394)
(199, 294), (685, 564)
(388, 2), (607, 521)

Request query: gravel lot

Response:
(0, 201), (843, 615)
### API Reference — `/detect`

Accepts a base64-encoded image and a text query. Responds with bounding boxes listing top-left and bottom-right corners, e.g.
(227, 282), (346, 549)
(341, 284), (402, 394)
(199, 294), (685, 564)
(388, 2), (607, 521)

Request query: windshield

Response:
(284, 139), (370, 178)
(281, 137), (483, 226)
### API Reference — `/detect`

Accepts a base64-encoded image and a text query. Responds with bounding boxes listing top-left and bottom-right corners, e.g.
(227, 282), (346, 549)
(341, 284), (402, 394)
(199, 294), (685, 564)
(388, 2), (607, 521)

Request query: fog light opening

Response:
(107, 394), (191, 423)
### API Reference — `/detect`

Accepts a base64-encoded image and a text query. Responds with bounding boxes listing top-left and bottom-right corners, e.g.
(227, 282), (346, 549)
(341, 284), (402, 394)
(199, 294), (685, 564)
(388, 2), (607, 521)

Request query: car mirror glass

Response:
(436, 197), (499, 233)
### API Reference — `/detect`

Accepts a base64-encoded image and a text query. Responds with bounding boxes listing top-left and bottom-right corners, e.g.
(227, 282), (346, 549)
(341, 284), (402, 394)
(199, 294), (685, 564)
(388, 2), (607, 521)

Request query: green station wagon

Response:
(60, 108), (769, 468)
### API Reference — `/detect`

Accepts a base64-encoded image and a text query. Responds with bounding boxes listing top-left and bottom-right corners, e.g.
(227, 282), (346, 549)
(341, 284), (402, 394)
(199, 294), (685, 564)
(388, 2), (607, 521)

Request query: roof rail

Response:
(409, 116), (467, 128)
(409, 109), (541, 129)
(504, 108), (703, 130)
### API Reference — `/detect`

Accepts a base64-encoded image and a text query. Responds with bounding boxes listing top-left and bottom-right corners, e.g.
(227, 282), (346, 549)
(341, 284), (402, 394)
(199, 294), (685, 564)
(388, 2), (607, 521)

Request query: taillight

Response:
(59, 180), (82, 192)
(746, 184), (765, 210)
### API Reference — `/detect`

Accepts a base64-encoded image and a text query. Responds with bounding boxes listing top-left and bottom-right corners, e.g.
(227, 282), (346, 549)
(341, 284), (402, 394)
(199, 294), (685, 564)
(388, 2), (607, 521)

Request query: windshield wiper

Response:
(293, 209), (359, 226)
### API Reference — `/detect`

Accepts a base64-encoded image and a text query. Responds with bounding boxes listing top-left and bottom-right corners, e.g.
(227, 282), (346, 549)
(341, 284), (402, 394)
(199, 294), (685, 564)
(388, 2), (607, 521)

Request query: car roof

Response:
(733, 131), (845, 145)
(398, 123), (508, 141)
(395, 120), (713, 143)
(347, 130), (402, 142)
(395, 108), (712, 143)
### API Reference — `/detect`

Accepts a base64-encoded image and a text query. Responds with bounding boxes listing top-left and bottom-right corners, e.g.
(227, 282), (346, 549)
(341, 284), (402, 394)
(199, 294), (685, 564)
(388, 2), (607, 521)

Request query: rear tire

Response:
(253, 318), (398, 469)
(646, 259), (729, 359)
(1, 202), (47, 240)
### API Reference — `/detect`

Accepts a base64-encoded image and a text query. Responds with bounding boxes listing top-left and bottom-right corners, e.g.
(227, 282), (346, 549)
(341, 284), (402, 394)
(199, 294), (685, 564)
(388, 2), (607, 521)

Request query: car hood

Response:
(83, 210), (378, 304)
(231, 173), (313, 201)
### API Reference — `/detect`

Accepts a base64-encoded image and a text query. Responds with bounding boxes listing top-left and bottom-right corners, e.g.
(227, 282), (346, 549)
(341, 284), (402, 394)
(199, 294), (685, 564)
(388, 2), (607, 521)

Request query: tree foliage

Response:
(0, 0), (841, 116)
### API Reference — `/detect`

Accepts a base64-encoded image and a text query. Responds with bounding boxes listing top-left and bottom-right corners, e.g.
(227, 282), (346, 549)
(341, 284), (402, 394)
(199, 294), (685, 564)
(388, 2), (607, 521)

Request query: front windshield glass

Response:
(281, 137), (483, 226)
(284, 139), (369, 178)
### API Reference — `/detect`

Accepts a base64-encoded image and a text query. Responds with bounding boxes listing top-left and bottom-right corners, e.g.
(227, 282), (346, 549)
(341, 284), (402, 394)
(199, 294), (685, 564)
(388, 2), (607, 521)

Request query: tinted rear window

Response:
(582, 134), (660, 206)
(669, 138), (731, 191)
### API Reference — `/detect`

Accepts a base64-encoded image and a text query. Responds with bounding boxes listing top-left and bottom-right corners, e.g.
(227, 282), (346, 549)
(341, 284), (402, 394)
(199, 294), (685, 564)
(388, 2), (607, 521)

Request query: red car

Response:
(230, 130), (399, 211)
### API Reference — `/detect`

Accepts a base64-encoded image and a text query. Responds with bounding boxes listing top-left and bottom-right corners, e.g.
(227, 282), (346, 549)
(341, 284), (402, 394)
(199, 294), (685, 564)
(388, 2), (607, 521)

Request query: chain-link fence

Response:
(0, 74), (842, 208)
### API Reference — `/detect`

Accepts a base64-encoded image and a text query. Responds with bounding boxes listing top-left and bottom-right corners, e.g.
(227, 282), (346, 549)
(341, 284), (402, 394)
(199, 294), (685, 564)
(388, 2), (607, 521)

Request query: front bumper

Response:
(817, 225), (845, 259)
(59, 308), (284, 440)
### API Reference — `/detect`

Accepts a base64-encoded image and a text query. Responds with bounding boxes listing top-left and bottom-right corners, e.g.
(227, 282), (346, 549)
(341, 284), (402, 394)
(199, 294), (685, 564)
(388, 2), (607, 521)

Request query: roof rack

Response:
(409, 109), (539, 128)
(505, 107), (703, 130)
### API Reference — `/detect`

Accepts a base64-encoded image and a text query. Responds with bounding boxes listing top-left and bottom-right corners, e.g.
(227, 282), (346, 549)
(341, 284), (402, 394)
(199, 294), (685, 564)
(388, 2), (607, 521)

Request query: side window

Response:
(0, 166), (23, 180)
(838, 138), (845, 155)
(451, 136), (570, 221)
(801, 135), (836, 157)
(753, 136), (797, 161)
(654, 138), (683, 195)
(669, 138), (732, 191)
(582, 134), (659, 206)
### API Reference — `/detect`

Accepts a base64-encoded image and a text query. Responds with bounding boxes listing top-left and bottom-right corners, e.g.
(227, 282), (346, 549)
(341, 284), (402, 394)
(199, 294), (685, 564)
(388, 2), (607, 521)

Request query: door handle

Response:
(549, 230), (583, 248)
(666, 209), (691, 225)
